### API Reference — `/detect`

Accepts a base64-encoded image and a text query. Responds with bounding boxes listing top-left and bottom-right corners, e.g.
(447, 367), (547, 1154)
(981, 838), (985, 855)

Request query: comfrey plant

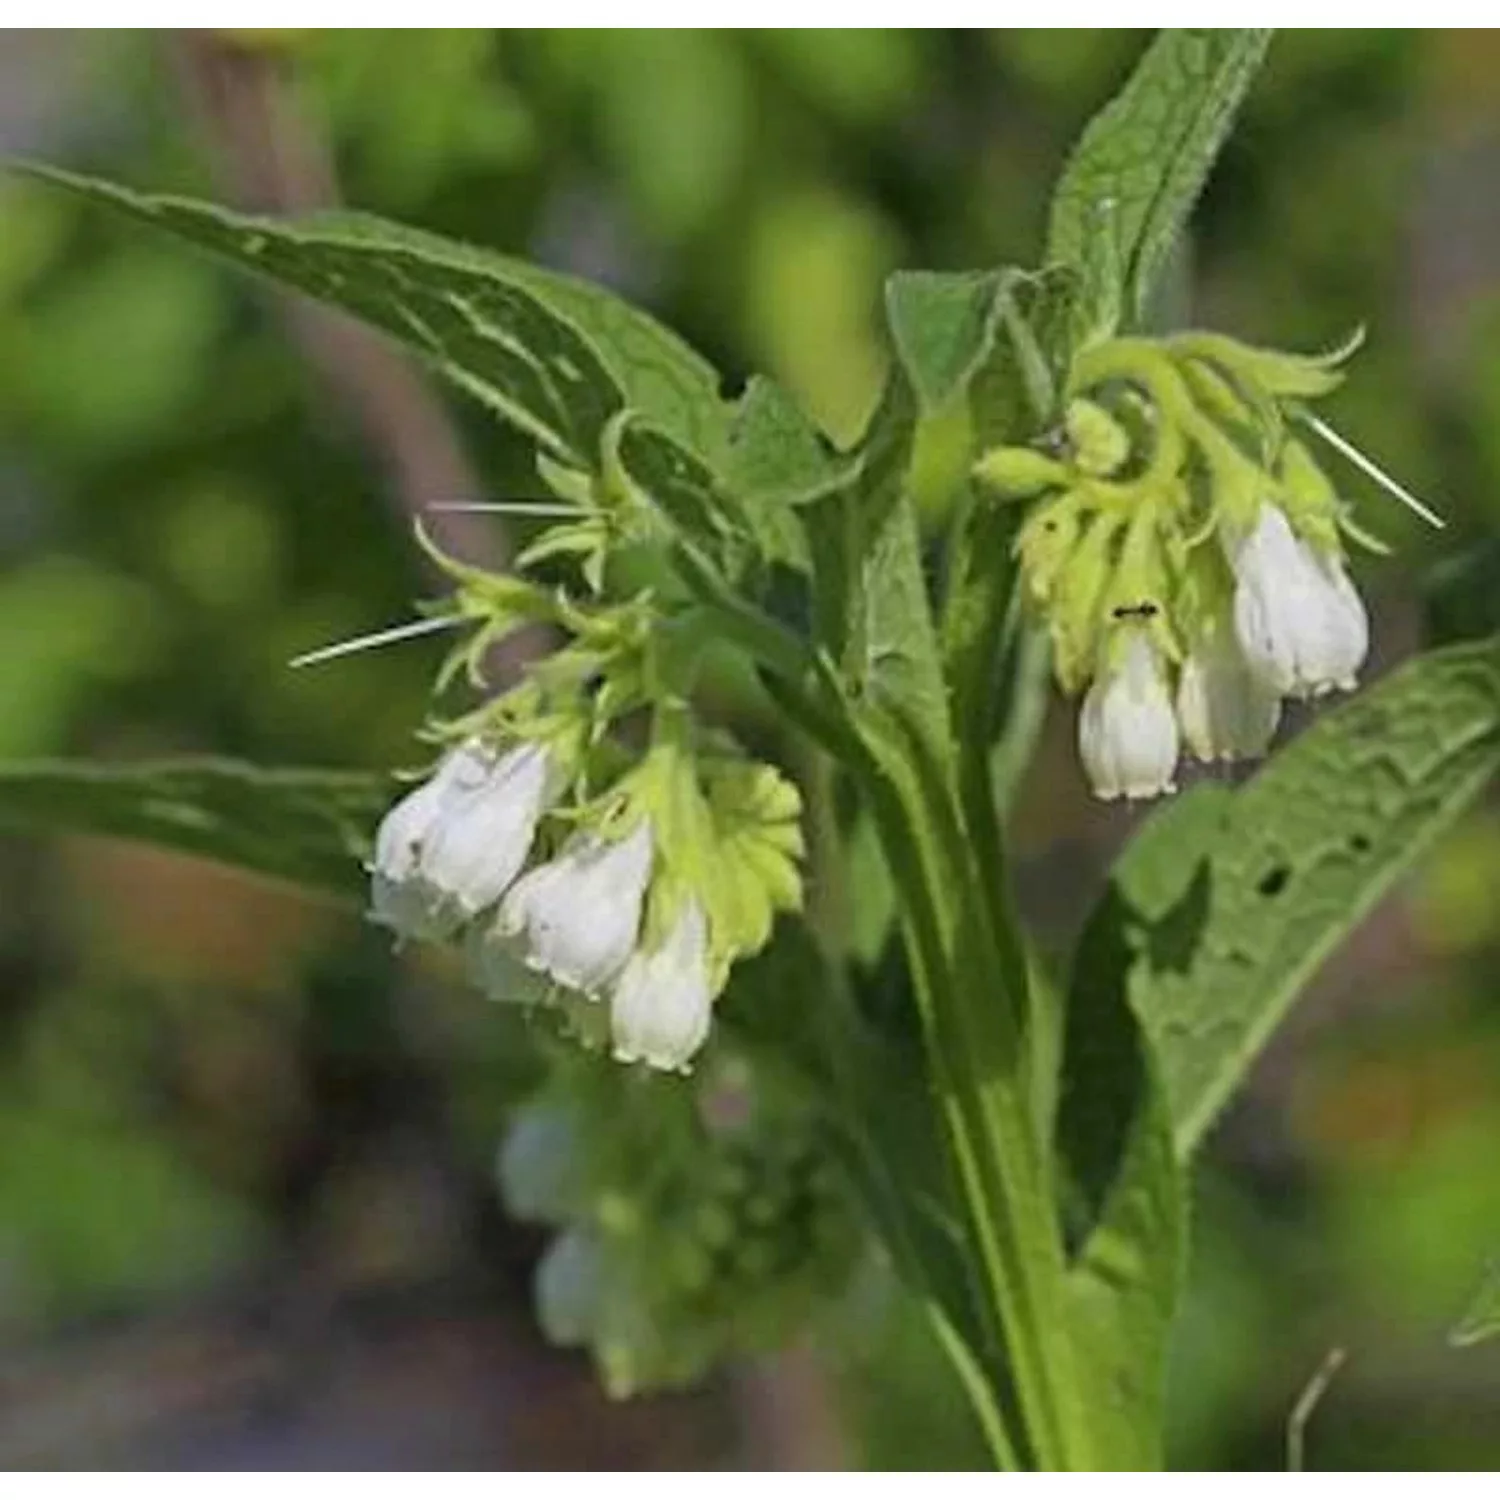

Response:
(16, 30), (1500, 1470)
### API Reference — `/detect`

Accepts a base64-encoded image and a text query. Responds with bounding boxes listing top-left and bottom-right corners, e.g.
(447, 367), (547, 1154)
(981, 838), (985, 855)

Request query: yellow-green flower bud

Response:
(1065, 397), (1131, 477)
(973, 445), (1069, 500)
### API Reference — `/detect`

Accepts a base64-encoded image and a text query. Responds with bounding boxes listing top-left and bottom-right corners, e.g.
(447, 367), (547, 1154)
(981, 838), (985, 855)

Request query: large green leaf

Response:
(1074, 637), (1500, 1159)
(1046, 29), (1273, 335)
(16, 164), (729, 469)
(0, 758), (386, 903)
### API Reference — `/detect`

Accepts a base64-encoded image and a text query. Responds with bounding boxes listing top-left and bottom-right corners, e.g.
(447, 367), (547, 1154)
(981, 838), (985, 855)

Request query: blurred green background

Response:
(2, 28), (1500, 1469)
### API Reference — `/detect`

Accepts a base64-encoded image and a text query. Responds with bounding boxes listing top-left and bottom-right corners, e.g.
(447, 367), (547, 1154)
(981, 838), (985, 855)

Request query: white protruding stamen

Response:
(1303, 413), (1446, 531)
(426, 501), (579, 517)
(289, 613), (464, 669)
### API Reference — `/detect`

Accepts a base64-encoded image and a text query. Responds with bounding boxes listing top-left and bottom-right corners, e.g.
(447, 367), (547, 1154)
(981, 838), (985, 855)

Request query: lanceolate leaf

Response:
(0, 758), (386, 903)
(1073, 637), (1500, 1159)
(1051, 637), (1500, 1464)
(1047, 29), (1273, 335)
(17, 164), (729, 468)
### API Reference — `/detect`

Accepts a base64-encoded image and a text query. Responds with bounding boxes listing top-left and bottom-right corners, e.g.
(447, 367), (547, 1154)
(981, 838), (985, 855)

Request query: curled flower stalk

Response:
(975, 329), (1418, 801)
(358, 485), (805, 1076)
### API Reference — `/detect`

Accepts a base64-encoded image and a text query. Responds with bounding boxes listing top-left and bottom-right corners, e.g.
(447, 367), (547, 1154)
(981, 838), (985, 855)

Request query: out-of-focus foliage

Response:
(3, 29), (1500, 1467)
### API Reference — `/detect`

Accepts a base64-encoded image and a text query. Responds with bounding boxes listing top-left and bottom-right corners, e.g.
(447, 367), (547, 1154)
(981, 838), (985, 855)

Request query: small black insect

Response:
(1111, 601), (1159, 621)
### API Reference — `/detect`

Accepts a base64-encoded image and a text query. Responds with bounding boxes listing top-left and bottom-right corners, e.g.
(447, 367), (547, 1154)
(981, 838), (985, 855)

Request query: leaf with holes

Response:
(1072, 636), (1500, 1159)
(1047, 29), (1273, 336)
(0, 758), (387, 903)
(16, 164), (729, 469)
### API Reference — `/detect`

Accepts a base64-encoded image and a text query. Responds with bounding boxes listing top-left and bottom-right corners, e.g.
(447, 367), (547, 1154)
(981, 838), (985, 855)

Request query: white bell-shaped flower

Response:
(497, 1101), (582, 1221)
(371, 741), (486, 876)
(497, 819), (654, 996)
(369, 740), (492, 940)
(610, 898), (712, 1073)
(1227, 503), (1369, 698)
(536, 1227), (604, 1348)
(1078, 629), (1180, 801)
(369, 740), (556, 942)
(419, 740), (555, 914)
(1309, 548), (1370, 689)
(1176, 625), (1282, 762)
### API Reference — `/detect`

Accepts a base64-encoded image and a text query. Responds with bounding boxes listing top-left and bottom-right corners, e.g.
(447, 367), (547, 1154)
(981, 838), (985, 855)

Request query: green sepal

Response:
(1064, 398), (1131, 477)
(973, 445), (1071, 500)
(1168, 329), (1358, 400)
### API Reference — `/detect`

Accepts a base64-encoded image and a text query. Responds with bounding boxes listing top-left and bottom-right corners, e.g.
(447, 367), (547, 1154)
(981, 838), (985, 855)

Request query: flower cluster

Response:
(976, 332), (1385, 801)
(368, 600), (804, 1077)
(371, 723), (801, 1072)
(497, 1060), (858, 1396)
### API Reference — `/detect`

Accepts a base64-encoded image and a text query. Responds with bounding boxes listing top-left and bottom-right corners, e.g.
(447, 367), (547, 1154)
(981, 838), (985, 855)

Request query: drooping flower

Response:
(368, 739), (557, 942)
(610, 898), (713, 1073)
(1078, 628), (1180, 801)
(1226, 503), (1369, 698)
(496, 819), (654, 996)
(536, 1226), (605, 1348)
(1176, 624), (1282, 763)
(369, 740), (492, 941)
(497, 1100), (583, 1222)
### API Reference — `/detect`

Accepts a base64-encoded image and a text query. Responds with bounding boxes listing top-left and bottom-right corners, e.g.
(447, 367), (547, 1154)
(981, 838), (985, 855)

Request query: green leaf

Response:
(724, 376), (843, 502)
(1450, 1260), (1500, 1348)
(614, 418), (757, 577)
(15, 163), (729, 468)
(1056, 842), (1186, 1470)
(1047, 29), (1273, 335)
(818, 265), (1078, 750)
(721, 375), (849, 570)
(0, 758), (386, 903)
(884, 269), (1016, 415)
(1062, 1068), (1183, 1470)
(796, 371), (949, 743)
(1077, 637), (1500, 1158)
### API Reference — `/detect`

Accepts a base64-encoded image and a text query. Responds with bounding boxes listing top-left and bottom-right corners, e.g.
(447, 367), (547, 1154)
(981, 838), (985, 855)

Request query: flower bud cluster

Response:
(498, 1066), (858, 1396)
(977, 331), (1382, 801)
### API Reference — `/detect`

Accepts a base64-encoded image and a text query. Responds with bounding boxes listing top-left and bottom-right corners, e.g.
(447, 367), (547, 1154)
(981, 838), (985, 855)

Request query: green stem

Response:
(753, 640), (1091, 1467)
(772, 714), (1025, 1466)
(860, 733), (1088, 1470)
